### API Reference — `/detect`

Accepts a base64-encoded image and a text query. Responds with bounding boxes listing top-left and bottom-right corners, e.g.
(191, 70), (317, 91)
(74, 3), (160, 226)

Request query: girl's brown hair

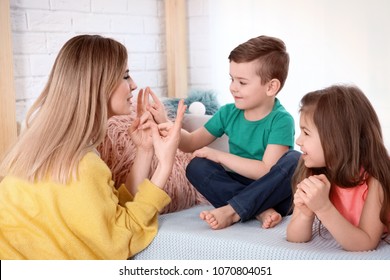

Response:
(292, 85), (390, 229)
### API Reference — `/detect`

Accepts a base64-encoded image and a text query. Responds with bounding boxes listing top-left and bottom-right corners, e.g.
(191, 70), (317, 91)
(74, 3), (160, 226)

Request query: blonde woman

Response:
(0, 35), (185, 259)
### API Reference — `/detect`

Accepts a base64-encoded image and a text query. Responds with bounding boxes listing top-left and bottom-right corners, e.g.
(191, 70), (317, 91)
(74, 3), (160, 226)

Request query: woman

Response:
(0, 34), (185, 259)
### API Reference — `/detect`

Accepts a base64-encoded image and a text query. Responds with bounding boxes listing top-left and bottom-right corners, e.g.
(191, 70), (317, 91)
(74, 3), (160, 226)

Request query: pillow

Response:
(98, 113), (209, 214)
(162, 89), (220, 119)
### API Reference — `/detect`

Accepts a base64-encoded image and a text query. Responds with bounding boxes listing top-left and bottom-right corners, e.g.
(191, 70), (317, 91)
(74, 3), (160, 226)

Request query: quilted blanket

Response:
(133, 205), (390, 260)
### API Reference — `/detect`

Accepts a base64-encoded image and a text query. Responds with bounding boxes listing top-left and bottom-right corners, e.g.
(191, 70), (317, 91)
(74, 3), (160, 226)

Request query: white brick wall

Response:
(10, 0), (215, 124)
(9, 0), (390, 150)
(10, 0), (171, 124)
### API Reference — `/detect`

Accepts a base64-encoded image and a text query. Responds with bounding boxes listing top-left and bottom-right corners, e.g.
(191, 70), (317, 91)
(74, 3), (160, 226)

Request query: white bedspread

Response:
(133, 205), (390, 260)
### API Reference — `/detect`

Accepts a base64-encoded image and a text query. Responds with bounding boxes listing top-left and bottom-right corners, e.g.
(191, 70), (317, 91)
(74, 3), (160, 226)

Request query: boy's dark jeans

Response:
(186, 150), (301, 221)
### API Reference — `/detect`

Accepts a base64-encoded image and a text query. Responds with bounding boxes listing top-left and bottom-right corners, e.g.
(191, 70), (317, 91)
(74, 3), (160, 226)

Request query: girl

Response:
(286, 85), (390, 251)
(0, 35), (186, 259)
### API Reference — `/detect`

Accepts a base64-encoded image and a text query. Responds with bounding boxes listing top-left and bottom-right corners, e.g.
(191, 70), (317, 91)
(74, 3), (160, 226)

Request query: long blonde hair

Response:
(0, 35), (128, 184)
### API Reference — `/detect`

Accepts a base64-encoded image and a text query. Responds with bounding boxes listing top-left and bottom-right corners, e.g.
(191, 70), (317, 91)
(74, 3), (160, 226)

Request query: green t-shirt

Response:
(204, 98), (295, 161)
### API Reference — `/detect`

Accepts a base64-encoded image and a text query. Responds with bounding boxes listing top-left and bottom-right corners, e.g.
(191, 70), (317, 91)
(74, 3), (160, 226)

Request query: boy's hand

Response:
(192, 147), (221, 163)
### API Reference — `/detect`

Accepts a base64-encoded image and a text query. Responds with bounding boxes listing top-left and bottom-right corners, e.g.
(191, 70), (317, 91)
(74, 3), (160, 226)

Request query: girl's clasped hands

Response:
(294, 174), (332, 217)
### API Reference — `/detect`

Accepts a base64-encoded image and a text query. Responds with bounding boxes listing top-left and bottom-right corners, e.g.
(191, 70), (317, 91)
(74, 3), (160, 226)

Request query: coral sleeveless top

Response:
(330, 180), (389, 233)
(330, 182), (368, 227)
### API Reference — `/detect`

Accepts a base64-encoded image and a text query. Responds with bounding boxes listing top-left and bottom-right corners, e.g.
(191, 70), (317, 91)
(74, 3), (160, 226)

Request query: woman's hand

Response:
(125, 88), (155, 195)
(128, 88), (154, 150)
(152, 99), (186, 165)
(156, 121), (174, 137)
(146, 87), (170, 124)
(149, 99), (186, 188)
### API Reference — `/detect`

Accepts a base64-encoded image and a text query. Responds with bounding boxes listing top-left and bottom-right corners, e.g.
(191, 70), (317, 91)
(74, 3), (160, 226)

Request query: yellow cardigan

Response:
(0, 152), (171, 259)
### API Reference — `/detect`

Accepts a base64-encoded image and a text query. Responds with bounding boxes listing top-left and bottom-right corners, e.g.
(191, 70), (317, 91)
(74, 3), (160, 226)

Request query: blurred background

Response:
(5, 0), (390, 149)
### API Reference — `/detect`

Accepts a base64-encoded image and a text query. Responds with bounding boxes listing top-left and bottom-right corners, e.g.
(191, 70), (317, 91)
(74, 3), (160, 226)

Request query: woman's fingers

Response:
(172, 99), (186, 132)
(147, 87), (162, 105)
(143, 88), (150, 110)
(137, 111), (153, 129)
(136, 88), (144, 117)
(128, 117), (140, 134)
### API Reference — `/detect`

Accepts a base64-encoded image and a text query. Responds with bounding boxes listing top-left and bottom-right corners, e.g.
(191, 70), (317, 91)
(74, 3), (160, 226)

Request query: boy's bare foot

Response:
(256, 208), (282, 229)
(199, 204), (240, 230)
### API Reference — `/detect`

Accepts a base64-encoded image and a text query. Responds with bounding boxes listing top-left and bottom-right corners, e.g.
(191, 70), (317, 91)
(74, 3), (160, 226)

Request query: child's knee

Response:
(186, 157), (207, 179)
(186, 157), (201, 171)
(286, 150), (301, 161)
(281, 150), (301, 168)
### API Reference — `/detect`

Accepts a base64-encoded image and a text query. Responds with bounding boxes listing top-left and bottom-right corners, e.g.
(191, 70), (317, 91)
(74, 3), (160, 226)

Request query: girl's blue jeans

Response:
(186, 150), (301, 222)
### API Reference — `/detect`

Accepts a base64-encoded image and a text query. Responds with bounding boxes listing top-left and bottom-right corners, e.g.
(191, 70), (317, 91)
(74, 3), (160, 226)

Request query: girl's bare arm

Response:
(315, 177), (385, 251)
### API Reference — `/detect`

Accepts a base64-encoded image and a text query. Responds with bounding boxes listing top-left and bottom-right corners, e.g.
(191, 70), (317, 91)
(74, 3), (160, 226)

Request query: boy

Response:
(179, 35), (300, 230)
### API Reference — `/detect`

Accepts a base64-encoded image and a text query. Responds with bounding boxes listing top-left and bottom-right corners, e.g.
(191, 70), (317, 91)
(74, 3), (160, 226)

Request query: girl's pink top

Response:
(330, 182), (368, 227)
(330, 180), (388, 233)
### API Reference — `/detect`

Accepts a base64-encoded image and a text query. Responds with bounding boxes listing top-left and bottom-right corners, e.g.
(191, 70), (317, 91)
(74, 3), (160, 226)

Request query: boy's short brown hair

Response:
(228, 35), (289, 92)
